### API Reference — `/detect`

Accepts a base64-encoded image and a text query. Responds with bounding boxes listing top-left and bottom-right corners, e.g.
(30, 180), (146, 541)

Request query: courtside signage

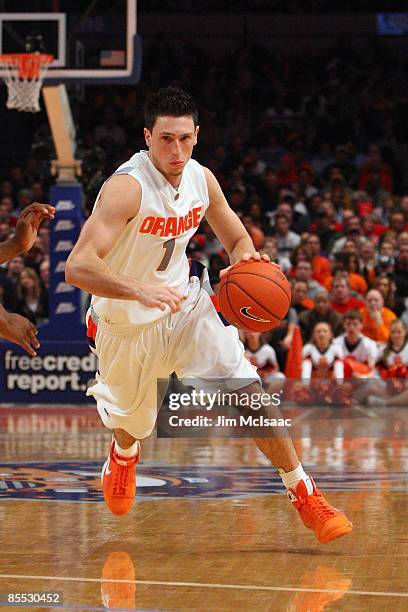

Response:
(0, 341), (96, 402)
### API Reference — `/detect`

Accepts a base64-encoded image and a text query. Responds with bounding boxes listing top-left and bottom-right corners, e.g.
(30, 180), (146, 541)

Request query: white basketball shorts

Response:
(86, 278), (260, 439)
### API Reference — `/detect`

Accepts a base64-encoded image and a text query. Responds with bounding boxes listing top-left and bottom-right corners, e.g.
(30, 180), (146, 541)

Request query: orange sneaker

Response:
(289, 477), (353, 544)
(101, 438), (140, 515)
(290, 565), (352, 611)
(101, 551), (136, 609)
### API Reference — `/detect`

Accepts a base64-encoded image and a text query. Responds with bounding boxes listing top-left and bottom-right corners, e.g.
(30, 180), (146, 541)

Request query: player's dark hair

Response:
(144, 86), (198, 131)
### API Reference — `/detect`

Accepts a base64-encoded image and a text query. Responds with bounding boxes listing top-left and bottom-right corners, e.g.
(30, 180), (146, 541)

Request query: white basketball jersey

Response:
(91, 150), (209, 325)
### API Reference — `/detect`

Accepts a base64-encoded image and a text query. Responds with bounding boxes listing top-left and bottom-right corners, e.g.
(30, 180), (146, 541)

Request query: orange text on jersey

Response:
(139, 206), (203, 237)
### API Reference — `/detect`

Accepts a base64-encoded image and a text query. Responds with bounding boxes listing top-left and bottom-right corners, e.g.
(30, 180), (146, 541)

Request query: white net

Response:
(0, 54), (53, 113)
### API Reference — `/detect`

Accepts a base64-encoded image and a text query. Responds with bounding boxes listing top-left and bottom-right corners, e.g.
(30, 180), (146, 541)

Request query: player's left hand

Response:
(14, 203), (55, 252)
(220, 252), (279, 278)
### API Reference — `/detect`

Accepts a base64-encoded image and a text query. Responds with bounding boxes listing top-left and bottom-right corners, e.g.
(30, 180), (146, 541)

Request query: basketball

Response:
(217, 260), (291, 332)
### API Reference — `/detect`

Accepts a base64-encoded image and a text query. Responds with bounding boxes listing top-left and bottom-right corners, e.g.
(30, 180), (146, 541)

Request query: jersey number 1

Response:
(157, 238), (175, 271)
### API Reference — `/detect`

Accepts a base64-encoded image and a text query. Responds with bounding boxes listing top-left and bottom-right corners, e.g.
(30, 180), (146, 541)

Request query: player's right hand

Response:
(1, 312), (40, 356)
(136, 283), (186, 313)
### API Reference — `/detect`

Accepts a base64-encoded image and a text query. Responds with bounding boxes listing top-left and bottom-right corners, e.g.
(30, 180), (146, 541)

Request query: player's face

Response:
(144, 116), (199, 184)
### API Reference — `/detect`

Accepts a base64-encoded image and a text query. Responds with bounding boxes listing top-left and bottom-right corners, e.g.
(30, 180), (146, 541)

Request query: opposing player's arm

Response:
(65, 175), (184, 311)
(0, 203), (55, 264)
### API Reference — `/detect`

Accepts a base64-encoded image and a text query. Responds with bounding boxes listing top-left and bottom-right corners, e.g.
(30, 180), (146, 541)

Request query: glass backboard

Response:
(0, 0), (140, 83)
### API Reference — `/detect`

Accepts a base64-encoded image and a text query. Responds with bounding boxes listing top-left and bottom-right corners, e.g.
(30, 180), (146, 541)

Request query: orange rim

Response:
(0, 53), (53, 79)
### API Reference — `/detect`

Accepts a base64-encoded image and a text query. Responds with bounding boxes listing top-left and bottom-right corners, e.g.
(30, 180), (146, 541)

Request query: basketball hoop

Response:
(0, 53), (53, 113)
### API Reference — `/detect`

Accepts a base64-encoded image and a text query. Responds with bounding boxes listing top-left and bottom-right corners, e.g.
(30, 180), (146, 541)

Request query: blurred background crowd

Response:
(1, 31), (408, 386)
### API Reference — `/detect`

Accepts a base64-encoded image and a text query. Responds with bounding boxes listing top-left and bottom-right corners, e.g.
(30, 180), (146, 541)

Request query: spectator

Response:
(298, 290), (343, 343)
(12, 189), (33, 219)
(314, 210), (340, 254)
(398, 231), (408, 248)
(359, 240), (377, 286)
(17, 268), (47, 324)
(331, 252), (368, 296)
(39, 258), (50, 316)
(394, 244), (408, 303)
(322, 144), (357, 187)
(294, 260), (325, 299)
(376, 319), (408, 371)
(358, 144), (393, 193)
(259, 168), (280, 211)
(305, 233), (332, 288)
(6, 255), (25, 291)
(334, 310), (378, 375)
(388, 210), (407, 236)
(261, 235), (291, 273)
(374, 273), (398, 314)
(243, 331), (285, 388)
(276, 153), (299, 187)
(330, 216), (361, 255)
(280, 280), (314, 352)
(357, 320), (408, 406)
(361, 214), (379, 246)
(330, 274), (365, 315)
(310, 142), (334, 178)
(301, 322), (344, 381)
(0, 222), (11, 242)
(361, 289), (396, 344)
(273, 212), (300, 259)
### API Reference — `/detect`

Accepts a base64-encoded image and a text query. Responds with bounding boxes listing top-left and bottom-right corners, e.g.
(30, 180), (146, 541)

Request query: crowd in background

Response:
(0, 37), (408, 391)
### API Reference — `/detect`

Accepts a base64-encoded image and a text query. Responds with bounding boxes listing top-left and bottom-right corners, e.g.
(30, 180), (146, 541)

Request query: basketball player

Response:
(0, 202), (55, 355)
(66, 87), (352, 543)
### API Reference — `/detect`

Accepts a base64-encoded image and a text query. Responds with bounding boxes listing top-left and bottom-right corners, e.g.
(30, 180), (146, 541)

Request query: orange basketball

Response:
(217, 261), (291, 332)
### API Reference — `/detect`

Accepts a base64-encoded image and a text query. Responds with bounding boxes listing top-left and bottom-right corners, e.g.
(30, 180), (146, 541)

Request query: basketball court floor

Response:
(0, 404), (406, 611)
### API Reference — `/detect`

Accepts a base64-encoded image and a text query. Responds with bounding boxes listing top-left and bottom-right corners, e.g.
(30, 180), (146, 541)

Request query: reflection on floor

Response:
(0, 405), (407, 611)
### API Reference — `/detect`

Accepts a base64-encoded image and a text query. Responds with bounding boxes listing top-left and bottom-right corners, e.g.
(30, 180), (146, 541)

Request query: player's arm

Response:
(0, 305), (40, 356)
(65, 175), (184, 312)
(203, 167), (269, 268)
(0, 203), (55, 264)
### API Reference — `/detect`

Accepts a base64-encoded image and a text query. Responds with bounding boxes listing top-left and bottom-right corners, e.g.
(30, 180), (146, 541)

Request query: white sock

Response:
(278, 463), (313, 494)
(114, 439), (139, 459)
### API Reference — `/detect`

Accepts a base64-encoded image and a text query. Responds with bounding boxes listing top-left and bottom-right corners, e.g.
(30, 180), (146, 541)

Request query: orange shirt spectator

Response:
(347, 272), (368, 296)
(330, 275), (365, 315)
(327, 272), (367, 296)
(312, 255), (332, 288)
(332, 296), (365, 315)
(305, 235), (333, 288)
(361, 290), (397, 343)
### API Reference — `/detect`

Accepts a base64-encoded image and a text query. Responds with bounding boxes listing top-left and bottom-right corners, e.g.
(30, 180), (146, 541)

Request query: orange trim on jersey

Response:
(87, 316), (97, 341)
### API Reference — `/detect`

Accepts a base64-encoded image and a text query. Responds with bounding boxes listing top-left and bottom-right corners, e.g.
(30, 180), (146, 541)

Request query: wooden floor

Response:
(0, 405), (407, 611)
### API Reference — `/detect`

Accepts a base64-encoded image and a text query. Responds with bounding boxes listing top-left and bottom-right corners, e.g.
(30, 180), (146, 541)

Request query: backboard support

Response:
(0, 0), (141, 84)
